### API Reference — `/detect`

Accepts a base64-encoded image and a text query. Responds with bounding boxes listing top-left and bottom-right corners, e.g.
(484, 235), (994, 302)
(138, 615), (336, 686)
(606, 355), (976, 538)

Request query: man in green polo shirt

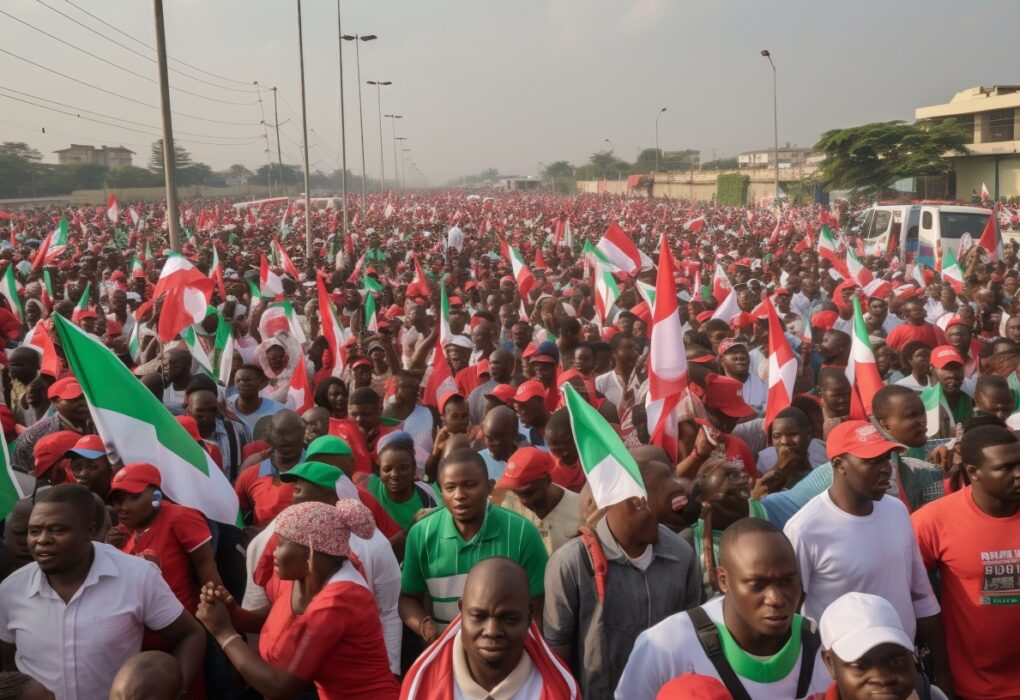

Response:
(398, 448), (548, 643)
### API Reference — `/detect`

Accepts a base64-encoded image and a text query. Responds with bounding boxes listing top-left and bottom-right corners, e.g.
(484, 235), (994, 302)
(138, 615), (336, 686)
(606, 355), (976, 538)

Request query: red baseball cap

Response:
(484, 384), (516, 404)
(717, 338), (747, 355)
(500, 275), (515, 284)
(521, 343), (538, 360)
(33, 430), (81, 478)
(942, 315), (966, 330)
(109, 462), (162, 495)
(654, 674), (732, 700)
(476, 359), (491, 377)
(350, 357), (372, 370)
(176, 415), (203, 442)
(695, 310), (714, 324)
(702, 373), (755, 418)
(497, 447), (553, 490)
(66, 434), (106, 460)
(826, 420), (904, 461)
(931, 345), (965, 369)
(513, 380), (547, 404)
(448, 296), (464, 308)
(438, 391), (464, 415)
(48, 377), (83, 400)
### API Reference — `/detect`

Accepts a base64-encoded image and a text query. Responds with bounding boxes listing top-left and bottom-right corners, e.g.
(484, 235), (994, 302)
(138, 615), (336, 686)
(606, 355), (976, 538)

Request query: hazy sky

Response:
(1, 0), (1017, 184)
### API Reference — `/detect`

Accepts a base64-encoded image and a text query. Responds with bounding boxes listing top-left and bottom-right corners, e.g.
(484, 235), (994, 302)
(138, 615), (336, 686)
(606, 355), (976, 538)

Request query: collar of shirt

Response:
(257, 450), (306, 478)
(595, 517), (653, 569)
(28, 542), (117, 601)
(452, 628), (534, 700)
(438, 504), (496, 545)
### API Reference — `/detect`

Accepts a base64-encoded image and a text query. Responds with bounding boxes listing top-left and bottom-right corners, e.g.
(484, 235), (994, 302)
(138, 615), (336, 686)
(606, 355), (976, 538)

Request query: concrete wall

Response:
(952, 155), (1020, 200)
(0, 185), (284, 208)
(578, 165), (818, 203)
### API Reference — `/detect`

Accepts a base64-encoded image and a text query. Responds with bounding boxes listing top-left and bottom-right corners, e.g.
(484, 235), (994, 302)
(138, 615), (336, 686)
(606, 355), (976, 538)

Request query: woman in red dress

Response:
(196, 499), (399, 699)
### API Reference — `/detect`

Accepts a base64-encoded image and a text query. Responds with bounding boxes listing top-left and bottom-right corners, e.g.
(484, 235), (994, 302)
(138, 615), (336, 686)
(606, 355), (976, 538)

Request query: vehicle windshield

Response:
(939, 212), (990, 239)
(864, 209), (891, 238)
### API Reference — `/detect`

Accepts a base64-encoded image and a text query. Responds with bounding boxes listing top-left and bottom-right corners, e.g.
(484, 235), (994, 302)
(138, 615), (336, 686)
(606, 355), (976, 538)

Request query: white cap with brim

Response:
(820, 592), (915, 662)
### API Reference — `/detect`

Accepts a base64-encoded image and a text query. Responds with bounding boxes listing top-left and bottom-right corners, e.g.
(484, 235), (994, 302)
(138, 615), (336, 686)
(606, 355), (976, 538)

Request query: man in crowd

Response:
(495, 447), (582, 554)
(12, 378), (92, 475)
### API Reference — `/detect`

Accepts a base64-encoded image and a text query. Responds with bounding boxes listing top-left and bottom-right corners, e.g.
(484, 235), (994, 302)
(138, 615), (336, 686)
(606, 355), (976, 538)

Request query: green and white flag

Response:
(364, 292), (378, 333)
(561, 383), (646, 508)
(636, 279), (657, 314)
(921, 382), (953, 438)
(363, 274), (384, 294)
(0, 427), (26, 520)
(1, 264), (23, 322)
(52, 315), (240, 524)
(127, 315), (141, 361)
(180, 326), (214, 376)
(213, 311), (234, 385)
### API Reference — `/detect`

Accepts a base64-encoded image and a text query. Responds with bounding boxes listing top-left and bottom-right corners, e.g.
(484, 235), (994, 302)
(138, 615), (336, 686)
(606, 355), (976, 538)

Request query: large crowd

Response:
(0, 190), (1014, 700)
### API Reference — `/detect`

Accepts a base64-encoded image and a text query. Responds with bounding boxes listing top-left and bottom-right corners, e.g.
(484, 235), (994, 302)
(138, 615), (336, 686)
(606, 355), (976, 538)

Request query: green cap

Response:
(306, 435), (353, 458)
(279, 461), (343, 490)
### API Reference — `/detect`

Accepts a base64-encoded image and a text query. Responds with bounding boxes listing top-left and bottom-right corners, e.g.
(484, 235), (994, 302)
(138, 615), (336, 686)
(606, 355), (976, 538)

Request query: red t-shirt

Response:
(328, 419), (397, 475)
(549, 456), (586, 493)
(259, 576), (399, 700)
(912, 487), (1020, 699)
(235, 461), (295, 527)
(885, 322), (947, 351)
(120, 502), (211, 612)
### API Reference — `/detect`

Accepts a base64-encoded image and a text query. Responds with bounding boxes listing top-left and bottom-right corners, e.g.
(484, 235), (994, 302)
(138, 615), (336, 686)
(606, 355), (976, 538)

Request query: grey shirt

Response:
(542, 520), (701, 700)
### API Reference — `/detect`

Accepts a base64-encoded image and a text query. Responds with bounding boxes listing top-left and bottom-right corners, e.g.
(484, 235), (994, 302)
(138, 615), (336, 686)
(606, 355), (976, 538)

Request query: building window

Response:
(954, 114), (974, 142)
(988, 109), (1015, 142)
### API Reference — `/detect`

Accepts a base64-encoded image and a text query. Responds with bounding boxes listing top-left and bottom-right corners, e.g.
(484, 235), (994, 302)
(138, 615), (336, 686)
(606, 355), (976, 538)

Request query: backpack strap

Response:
(223, 420), (241, 482)
(795, 616), (821, 698)
(577, 526), (609, 603)
(687, 606), (753, 700)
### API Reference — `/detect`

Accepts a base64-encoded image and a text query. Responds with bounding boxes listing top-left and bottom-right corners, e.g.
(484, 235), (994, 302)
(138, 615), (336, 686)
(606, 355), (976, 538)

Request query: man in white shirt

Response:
(447, 224), (464, 252)
(0, 484), (206, 700)
(783, 420), (951, 690)
(615, 518), (831, 699)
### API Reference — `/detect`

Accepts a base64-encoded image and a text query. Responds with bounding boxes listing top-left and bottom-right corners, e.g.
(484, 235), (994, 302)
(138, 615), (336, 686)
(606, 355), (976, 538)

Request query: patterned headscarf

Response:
(274, 499), (375, 558)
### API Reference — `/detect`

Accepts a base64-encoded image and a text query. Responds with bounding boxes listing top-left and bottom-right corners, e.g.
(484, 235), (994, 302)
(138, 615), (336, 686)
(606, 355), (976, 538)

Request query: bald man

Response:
(479, 405), (522, 483)
(401, 558), (578, 699)
(234, 410), (306, 528)
(301, 406), (330, 445)
(108, 651), (183, 700)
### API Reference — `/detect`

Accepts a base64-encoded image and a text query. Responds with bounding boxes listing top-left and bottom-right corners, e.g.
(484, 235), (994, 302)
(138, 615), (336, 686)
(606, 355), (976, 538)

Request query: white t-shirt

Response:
(614, 596), (831, 700)
(0, 543), (183, 700)
(783, 491), (940, 638)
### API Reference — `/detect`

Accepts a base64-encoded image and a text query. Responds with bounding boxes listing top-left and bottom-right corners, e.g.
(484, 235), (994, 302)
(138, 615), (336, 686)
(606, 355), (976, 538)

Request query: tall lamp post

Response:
(603, 138), (614, 181)
(341, 33), (376, 212)
(655, 107), (667, 171)
(395, 136), (407, 190)
(384, 114), (402, 192)
(335, 0), (348, 233)
(295, 0), (313, 258)
(367, 80), (391, 191)
(761, 49), (779, 201)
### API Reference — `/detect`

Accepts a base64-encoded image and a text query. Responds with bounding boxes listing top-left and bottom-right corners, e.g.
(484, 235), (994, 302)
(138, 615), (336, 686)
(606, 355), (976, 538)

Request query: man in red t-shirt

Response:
(886, 298), (947, 351)
(912, 424), (1020, 700)
(235, 411), (305, 528)
(107, 462), (222, 613)
(329, 387), (398, 475)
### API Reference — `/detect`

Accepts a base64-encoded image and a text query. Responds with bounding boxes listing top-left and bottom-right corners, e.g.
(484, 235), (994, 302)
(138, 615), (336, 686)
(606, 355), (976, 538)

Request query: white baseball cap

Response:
(820, 592), (915, 662)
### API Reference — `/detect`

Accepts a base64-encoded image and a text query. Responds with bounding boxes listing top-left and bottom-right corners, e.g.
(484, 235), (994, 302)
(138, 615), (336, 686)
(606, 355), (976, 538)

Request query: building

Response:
(502, 177), (541, 192)
(737, 145), (816, 170)
(53, 144), (134, 168)
(916, 86), (1020, 200)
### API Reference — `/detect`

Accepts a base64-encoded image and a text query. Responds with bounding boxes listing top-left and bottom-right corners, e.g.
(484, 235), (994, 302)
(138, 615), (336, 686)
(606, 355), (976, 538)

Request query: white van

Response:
(857, 203), (992, 267)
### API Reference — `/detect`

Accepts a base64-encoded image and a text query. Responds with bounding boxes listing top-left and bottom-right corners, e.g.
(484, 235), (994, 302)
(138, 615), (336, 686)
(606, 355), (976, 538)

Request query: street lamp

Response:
(603, 138), (614, 181)
(367, 80), (392, 191)
(395, 136), (407, 190)
(655, 107), (667, 172)
(335, 0), (349, 233)
(341, 33), (376, 212)
(401, 146), (411, 190)
(761, 49), (779, 201)
(385, 114), (402, 192)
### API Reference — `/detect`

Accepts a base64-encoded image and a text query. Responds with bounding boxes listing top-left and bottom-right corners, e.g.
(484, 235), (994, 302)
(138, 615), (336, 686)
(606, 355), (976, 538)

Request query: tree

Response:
(701, 157), (738, 171)
(634, 149), (699, 172)
(227, 164), (253, 184)
(148, 139), (193, 172)
(575, 150), (632, 180)
(177, 162), (214, 186)
(814, 119), (968, 197)
(0, 142), (42, 162)
(105, 165), (163, 188)
(541, 161), (574, 179)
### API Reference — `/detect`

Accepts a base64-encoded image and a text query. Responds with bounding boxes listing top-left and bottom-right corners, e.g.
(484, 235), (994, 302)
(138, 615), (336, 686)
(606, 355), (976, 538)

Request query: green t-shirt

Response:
(366, 474), (424, 532)
(401, 504), (549, 625)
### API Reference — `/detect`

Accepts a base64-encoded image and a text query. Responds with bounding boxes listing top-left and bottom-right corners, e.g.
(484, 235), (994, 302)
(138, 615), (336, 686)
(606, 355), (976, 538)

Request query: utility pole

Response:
(367, 81), (391, 191)
(336, 0), (349, 235)
(153, 0), (180, 252)
(272, 87), (284, 194)
(296, 0), (313, 259)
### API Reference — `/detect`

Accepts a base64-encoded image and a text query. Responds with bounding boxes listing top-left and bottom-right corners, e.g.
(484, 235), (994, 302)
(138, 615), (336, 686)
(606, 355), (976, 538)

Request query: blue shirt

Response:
(227, 396), (285, 435)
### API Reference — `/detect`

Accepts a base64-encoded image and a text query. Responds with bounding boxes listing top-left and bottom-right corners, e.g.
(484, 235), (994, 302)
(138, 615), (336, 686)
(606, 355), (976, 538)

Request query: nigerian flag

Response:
(561, 383), (645, 508)
(0, 427), (26, 520)
(921, 382), (953, 438)
(52, 315), (240, 524)
(365, 292), (378, 333)
(213, 311), (234, 384)
(181, 325), (214, 376)
(1, 265), (22, 322)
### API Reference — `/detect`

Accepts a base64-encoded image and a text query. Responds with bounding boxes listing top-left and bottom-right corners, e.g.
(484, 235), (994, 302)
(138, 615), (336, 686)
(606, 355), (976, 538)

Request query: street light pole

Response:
(296, 0), (313, 259)
(342, 33), (376, 213)
(394, 134), (407, 191)
(603, 138), (614, 182)
(655, 107), (667, 172)
(761, 49), (779, 201)
(384, 114), (402, 192)
(400, 146), (410, 190)
(367, 80), (391, 191)
(152, 0), (181, 252)
(336, 0), (348, 234)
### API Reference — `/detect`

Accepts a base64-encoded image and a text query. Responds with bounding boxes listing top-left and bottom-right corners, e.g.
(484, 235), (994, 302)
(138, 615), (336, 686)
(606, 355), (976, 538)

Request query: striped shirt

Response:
(400, 504), (548, 625)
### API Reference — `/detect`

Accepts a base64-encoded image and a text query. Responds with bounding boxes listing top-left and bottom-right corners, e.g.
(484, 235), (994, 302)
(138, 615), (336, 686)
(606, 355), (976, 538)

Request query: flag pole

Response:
(296, 0), (314, 261)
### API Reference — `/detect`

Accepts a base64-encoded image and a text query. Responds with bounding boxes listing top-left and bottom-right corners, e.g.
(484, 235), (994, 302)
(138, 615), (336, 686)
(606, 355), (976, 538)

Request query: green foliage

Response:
(541, 161), (574, 179)
(0, 142), (42, 162)
(635, 149), (698, 172)
(105, 165), (163, 188)
(814, 119), (968, 197)
(701, 157), (738, 171)
(716, 173), (749, 205)
(148, 139), (193, 172)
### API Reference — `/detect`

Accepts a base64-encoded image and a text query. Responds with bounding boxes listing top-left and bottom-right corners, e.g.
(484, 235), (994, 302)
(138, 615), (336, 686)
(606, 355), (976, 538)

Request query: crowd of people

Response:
(0, 189), (1015, 700)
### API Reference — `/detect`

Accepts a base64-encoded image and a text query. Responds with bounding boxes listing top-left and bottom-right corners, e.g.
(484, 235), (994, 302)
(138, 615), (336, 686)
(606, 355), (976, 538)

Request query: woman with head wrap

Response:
(196, 499), (399, 699)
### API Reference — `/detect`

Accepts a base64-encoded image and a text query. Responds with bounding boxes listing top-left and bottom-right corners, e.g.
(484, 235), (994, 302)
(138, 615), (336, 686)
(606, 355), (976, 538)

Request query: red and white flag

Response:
(764, 298), (797, 429)
(259, 254), (284, 299)
(847, 297), (884, 419)
(406, 254), (430, 299)
(683, 215), (706, 233)
(316, 272), (349, 376)
(596, 221), (650, 274)
(422, 285), (457, 408)
(270, 236), (300, 279)
(978, 212), (1002, 262)
(646, 237), (688, 461)
(106, 194), (119, 225)
(508, 246), (537, 298)
(711, 263), (731, 304)
(286, 354), (314, 414)
(981, 182), (990, 203)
